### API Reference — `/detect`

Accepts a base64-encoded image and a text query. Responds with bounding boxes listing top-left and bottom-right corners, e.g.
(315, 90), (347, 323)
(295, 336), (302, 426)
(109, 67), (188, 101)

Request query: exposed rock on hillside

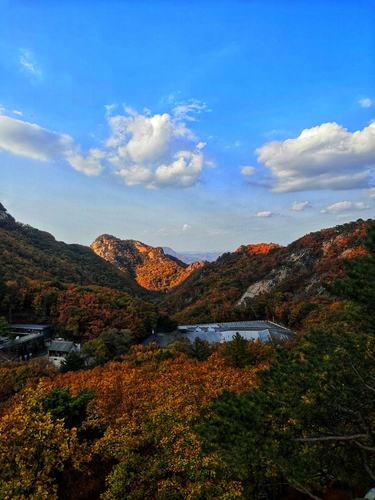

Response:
(91, 234), (205, 292)
(163, 219), (372, 324)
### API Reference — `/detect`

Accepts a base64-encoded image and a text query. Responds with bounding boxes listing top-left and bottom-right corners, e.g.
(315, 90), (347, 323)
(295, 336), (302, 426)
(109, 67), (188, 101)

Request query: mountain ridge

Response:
(162, 218), (373, 326)
(0, 204), (139, 293)
(91, 234), (205, 292)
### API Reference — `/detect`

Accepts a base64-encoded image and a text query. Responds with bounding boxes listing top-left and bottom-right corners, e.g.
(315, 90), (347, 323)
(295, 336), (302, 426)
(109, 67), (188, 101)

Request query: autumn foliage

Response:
(0, 348), (260, 499)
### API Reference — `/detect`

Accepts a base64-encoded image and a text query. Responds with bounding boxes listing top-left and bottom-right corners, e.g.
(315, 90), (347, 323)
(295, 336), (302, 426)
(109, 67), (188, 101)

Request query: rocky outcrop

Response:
(238, 221), (369, 304)
(91, 234), (205, 292)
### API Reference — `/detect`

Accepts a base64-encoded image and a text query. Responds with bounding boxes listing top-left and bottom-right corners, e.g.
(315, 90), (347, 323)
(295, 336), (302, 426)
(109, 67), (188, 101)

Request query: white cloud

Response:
(241, 165), (256, 176)
(19, 50), (42, 78)
(66, 148), (105, 176)
(12, 110), (23, 116)
(358, 97), (374, 108)
(256, 210), (273, 217)
(367, 188), (375, 198)
(256, 122), (375, 192)
(0, 106), (207, 186)
(107, 110), (205, 188)
(172, 99), (208, 122)
(0, 115), (73, 161)
(322, 200), (367, 214)
(182, 223), (192, 232)
(290, 200), (310, 211)
(0, 115), (102, 176)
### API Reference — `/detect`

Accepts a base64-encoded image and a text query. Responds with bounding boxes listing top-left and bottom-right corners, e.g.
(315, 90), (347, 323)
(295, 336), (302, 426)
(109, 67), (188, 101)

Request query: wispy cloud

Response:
(19, 49), (42, 79)
(358, 97), (374, 108)
(241, 165), (256, 177)
(256, 210), (273, 218)
(321, 200), (367, 214)
(172, 99), (209, 122)
(290, 201), (310, 211)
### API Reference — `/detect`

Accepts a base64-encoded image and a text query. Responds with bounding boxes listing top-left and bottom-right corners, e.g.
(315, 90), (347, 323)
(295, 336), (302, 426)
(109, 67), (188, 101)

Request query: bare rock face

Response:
(91, 234), (205, 292)
(237, 219), (370, 304)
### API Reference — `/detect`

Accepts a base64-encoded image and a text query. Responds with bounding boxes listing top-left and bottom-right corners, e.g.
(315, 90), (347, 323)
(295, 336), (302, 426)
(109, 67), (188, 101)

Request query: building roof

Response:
(145, 320), (293, 347)
(48, 340), (75, 353)
(0, 332), (45, 350)
(179, 320), (292, 334)
(10, 324), (51, 330)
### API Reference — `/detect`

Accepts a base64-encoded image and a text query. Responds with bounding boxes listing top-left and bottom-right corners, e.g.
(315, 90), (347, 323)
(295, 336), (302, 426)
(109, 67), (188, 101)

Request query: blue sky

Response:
(0, 0), (374, 251)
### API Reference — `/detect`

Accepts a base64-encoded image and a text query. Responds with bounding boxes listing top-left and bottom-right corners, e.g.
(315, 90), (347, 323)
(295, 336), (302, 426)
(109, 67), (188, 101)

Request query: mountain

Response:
(0, 204), (138, 292)
(162, 247), (223, 264)
(162, 219), (372, 326)
(91, 235), (205, 292)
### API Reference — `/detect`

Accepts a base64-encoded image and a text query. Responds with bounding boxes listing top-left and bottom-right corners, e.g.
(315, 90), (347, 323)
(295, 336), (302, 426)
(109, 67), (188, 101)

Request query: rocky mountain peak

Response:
(91, 233), (204, 292)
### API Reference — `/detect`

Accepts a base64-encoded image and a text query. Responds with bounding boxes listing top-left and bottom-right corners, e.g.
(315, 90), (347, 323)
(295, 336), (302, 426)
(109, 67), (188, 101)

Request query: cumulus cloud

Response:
(290, 200), (310, 211)
(256, 210), (273, 217)
(106, 110), (205, 188)
(358, 97), (374, 108)
(322, 200), (367, 214)
(256, 122), (375, 192)
(0, 105), (207, 186)
(66, 148), (105, 176)
(0, 115), (102, 176)
(182, 223), (191, 232)
(241, 165), (256, 176)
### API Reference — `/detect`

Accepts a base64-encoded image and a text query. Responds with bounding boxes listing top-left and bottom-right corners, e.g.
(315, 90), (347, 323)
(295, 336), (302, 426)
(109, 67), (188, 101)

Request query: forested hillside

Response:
(162, 219), (371, 327)
(0, 204), (138, 292)
(0, 224), (374, 499)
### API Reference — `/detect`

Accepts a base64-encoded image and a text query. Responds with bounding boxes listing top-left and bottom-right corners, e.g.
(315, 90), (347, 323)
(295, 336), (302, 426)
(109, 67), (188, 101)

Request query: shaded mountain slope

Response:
(0, 204), (138, 293)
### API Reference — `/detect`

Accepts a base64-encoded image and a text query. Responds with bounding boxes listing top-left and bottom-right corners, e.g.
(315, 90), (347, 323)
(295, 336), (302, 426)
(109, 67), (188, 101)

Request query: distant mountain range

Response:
(162, 247), (222, 264)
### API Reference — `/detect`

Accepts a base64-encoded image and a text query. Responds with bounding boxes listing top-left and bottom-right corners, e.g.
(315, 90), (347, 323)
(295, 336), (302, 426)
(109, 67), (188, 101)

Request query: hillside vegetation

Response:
(0, 224), (374, 499)
(0, 204), (137, 293)
(162, 219), (370, 328)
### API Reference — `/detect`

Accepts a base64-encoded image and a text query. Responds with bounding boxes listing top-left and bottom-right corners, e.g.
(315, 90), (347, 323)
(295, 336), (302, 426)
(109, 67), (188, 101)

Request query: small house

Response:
(47, 339), (80, 367)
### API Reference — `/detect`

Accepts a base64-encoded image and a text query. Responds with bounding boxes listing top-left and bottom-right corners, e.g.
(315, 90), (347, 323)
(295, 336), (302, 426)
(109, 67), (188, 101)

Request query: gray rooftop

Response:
(145, 320), (293, 347)
(10, 324), (51, 330)
(0, 332), (45, 350)
(48, 340), (75, 353)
